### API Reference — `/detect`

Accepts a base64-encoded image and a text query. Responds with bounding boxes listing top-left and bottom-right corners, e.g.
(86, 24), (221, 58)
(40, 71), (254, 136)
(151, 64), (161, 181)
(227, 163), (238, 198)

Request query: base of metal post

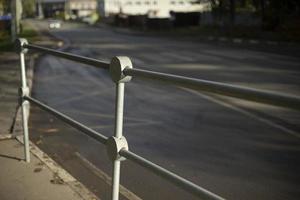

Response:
(21, 100), (30, 162)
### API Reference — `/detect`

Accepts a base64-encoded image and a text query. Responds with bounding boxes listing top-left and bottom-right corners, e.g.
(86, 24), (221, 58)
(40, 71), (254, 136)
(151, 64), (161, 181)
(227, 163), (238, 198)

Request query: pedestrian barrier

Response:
(15, 38), (300, 200)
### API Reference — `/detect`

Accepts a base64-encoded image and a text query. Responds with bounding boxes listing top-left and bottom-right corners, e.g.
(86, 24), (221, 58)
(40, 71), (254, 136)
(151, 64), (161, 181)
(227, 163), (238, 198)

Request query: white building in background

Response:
(66, 0), (98, 19)
(98, 0), (211, 19)
(37, 0), (98, 19)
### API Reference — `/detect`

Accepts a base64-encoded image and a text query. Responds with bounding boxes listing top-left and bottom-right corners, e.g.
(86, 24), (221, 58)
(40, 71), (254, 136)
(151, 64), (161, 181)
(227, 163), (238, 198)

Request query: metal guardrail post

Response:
(107, 57), (133, 200)
(16, 38), (30, 162)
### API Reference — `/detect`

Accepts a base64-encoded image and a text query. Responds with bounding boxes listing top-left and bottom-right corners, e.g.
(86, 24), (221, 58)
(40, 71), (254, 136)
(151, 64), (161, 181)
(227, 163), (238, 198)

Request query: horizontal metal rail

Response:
(24, 96), (108, 144)
(124, 68), (300, 111)
(22, 43), (300, 111)
(24, 44), (110, 69)
(120, 149), (225, 200)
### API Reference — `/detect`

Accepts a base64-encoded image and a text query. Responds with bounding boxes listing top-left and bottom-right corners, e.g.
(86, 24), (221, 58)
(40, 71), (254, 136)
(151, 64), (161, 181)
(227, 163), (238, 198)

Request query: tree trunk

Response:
(218, 0), (224, 25)
(230, 0), (236, 26)
(10, 0), (16, 42)
(260, 0), (266, 23)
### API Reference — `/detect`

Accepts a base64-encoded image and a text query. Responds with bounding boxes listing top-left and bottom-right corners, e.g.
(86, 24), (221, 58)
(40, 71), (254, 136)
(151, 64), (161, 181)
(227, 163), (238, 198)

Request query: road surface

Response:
(27, 19), (300, 200)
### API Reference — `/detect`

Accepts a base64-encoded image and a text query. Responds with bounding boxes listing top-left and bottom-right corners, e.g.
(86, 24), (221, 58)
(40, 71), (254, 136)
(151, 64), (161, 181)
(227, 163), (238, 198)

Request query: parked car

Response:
(82, 13), (99, 25)
(48, 20), (62, 29)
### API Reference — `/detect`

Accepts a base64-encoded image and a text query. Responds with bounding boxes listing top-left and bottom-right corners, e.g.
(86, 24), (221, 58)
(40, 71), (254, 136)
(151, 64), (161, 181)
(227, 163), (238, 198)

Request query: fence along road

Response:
(16, 38), (300, 200)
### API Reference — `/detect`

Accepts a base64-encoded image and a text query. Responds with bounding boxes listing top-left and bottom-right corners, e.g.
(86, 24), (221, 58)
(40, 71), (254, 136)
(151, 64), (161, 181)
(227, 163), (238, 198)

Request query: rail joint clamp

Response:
(109, 56), (132, 83)
(15, 38), (28, 54)
(106, 136), (128, 161)
(18, 87), (29, 105)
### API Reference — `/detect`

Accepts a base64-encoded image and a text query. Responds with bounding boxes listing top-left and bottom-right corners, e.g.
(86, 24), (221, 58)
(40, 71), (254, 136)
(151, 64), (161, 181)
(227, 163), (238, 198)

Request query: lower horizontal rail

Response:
(124, 68), (300, 111)
(120, 149), (225, 200)
(24, 96), (108, 144)
(25, 95), (224, 199)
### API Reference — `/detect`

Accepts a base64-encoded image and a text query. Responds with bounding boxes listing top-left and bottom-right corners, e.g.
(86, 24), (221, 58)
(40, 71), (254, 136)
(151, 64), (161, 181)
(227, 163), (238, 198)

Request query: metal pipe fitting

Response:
(109, 56), (133, 83)
(106, 136), (128, 161)
(15, 38), (28, 54)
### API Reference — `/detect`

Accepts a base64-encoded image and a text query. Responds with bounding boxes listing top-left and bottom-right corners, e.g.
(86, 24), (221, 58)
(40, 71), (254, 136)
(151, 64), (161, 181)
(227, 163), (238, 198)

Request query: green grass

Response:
(0, 26), (38, 52)
(19, 27), (38, 40)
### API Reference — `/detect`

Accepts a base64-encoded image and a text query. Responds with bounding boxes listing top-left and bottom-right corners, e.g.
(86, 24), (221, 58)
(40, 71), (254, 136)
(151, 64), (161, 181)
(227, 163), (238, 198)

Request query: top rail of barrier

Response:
(24, 44), (110, 69)
(22, 41), (300, 111)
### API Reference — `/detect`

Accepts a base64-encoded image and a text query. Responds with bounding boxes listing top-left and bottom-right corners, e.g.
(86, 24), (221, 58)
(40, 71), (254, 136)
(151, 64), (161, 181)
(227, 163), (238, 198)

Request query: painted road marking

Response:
(139, 53), (171, 63)
(204, 49), (249, 60)
(75, 152), (142, 200)
(162, 52), (196, 62)
(181, 87), (300, 139)
(183, 51), (223, 62)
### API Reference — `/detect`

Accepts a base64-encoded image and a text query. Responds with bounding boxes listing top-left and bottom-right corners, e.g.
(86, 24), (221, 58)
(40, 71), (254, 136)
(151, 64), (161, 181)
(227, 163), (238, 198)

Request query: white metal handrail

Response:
(23, 43), (300, 111)
(15, 38), (300, 200)
(24, 43), (110, 69)
(123, 68), (300, 110)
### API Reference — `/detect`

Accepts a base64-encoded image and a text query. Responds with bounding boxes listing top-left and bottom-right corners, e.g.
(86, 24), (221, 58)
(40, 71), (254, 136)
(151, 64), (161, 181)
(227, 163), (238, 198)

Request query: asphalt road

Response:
(28, 19), (300, 200)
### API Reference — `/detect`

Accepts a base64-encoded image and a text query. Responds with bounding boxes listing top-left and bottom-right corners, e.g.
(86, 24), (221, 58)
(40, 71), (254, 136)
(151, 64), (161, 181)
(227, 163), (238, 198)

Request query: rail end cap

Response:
(109, 56), (132, 83)
(106, 136), (128, 161)
(15, 38), (28, 54)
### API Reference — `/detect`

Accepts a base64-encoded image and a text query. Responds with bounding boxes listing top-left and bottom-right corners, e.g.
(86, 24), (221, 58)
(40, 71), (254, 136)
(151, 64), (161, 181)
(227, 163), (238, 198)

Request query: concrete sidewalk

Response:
(0, 33), (98, 200)
(0, 53), (19, 138)
(0, 139), (89, 200)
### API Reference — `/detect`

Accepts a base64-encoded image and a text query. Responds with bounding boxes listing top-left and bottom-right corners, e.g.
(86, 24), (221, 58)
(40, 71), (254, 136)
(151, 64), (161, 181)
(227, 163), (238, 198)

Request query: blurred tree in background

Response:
(0, 0), (9, 15)
(22, 0), (35, 17)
